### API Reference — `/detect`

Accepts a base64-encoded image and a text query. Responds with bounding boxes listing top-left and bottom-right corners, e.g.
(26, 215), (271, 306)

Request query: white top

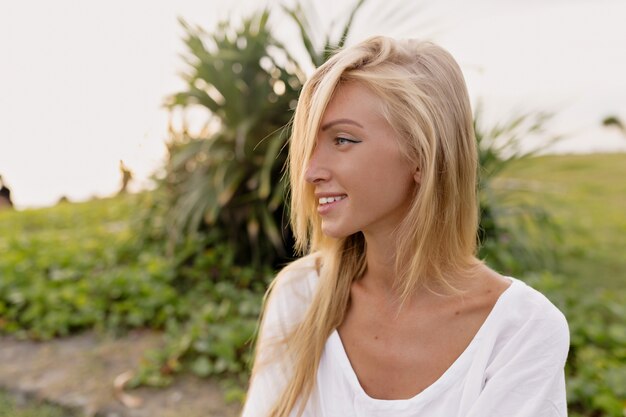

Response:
(242, 256), (570, 417)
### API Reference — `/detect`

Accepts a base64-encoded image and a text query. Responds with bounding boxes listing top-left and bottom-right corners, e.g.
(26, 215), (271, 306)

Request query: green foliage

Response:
(128, 244), (271, 391)
(282, 0), (367, 68)
(475, 106), (563, 275)
(129, 278), (264, 393)
(494, 153), (626, 291)
(0, 194), (269, 400)
(526, 273), (626, 417)
(162, 10), (304, 266)
(0, 195), (180, 339)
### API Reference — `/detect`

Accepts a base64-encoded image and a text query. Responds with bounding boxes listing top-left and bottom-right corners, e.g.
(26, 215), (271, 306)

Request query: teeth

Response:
(319, 195), (346, 205)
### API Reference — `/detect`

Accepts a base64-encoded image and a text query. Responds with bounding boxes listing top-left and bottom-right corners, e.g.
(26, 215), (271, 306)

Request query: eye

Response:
(334, 137), (360, 146)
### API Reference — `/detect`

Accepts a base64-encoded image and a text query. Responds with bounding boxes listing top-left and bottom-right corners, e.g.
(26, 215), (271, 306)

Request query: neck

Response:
(358, 230), (477, 304)
(361, 229), (401, 294)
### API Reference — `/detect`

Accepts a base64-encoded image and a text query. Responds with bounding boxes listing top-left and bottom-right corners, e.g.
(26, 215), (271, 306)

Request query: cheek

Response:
(346, 164), (414, 218)
(369, 155), (415, 194)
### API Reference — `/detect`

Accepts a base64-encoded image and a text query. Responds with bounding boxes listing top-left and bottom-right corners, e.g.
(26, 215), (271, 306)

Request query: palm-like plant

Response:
(160, 2), (371, 268)
(282, 0), (367, 68)
(162, 11), (305, 266)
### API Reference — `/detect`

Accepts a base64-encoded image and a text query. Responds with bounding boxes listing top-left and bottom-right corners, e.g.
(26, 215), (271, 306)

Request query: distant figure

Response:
(118, 160), (133, 194)
(0, 175), (14, 209)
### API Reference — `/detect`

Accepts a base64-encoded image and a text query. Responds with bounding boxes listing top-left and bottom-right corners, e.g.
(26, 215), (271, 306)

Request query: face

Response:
(305, 81), (419, 239)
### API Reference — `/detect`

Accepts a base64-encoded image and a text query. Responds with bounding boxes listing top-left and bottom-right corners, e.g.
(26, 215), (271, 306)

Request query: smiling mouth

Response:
(318, 195), (347, 205)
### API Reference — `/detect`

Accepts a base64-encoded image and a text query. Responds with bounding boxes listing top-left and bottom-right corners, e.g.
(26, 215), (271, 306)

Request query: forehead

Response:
(320, 81), (387, 127)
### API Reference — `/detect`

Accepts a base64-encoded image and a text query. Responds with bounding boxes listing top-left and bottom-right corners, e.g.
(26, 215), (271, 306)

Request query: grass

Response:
(0, 391), (74, 417)
(494, 152), (626, 289)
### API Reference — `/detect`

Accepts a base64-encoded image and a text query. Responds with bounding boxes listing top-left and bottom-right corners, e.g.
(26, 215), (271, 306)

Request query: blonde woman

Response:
(242, 36), (569, 417)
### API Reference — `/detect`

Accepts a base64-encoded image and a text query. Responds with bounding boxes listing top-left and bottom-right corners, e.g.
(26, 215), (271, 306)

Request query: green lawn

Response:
(494, 152), (626, 289)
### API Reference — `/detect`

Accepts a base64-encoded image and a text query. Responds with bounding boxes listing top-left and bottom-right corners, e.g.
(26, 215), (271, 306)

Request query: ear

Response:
(413, 166), (421, 184)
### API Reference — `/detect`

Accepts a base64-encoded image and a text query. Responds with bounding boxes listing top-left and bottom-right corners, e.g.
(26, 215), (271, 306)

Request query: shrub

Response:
(526, 273), (626, 417)
(160, 11), (303, 267)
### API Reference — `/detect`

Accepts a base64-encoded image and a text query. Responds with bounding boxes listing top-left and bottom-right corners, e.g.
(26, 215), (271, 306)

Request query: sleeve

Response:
(240, 294), (290, 417)
(241, 267), (315, 417)
(465, 308), (570, 417)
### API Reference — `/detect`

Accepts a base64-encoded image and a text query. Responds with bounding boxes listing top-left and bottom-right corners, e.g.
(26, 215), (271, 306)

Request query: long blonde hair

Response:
(251, 36), (480, 417)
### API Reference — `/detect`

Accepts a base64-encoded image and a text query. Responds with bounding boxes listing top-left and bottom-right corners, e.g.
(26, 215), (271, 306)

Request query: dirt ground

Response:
(0, 330), (241, 417)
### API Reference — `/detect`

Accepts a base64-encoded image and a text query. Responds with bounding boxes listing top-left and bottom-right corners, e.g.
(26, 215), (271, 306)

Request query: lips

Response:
(317, 194), (347, 215)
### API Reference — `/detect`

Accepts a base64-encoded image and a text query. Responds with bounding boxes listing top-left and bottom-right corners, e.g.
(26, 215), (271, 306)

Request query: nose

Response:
(304, 146), (330, 184)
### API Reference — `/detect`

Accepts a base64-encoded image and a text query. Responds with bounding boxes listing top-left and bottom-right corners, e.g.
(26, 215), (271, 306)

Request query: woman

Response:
(242, 36), (569, 417)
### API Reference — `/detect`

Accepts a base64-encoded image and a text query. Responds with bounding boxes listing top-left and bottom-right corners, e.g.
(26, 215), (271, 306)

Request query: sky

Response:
(1, 0), (625, 208)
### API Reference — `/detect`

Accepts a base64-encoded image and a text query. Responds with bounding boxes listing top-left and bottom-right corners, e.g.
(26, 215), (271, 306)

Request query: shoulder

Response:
(261, 253), (321, 338)
(270, 252), (321, 301)
(244, 256), (321, 417)
(487, 277), (570, 364)
(504, 277), (568, 332)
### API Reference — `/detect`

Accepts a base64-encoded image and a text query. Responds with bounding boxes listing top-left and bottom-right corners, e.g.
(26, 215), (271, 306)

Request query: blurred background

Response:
(0, 1), (625, 416)
(2, 0), (625, 208)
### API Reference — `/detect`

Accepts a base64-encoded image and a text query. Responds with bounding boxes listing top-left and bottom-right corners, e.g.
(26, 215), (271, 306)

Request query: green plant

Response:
(475, 105), (563, 275)
(129, 280), (264, 386)
(526, 273), (626, 417)
(494, 153), (626, 291)
(162, 10), (304, 267)
(282, 0), (367, 68)
(0, 195), (184, 340)
(128, 251), (271, 401)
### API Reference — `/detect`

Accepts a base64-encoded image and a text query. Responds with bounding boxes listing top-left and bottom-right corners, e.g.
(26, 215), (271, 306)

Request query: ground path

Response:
(0, 330), (241, 417)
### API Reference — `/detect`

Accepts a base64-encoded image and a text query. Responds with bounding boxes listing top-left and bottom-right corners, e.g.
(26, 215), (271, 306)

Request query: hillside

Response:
(494, 152), (626, 289)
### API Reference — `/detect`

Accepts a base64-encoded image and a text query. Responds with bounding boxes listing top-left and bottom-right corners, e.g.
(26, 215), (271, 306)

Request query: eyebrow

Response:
(320, 118), (364, 131)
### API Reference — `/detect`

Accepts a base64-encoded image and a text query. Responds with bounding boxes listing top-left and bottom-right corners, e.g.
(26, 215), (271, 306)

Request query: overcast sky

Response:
(1, 0), (625, 208)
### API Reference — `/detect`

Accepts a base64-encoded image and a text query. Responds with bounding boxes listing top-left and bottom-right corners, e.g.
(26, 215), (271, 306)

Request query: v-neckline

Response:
(328, 277), (518, 408)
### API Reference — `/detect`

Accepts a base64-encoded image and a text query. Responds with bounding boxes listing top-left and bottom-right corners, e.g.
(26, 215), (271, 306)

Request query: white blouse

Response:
(242, 255), (570, 417)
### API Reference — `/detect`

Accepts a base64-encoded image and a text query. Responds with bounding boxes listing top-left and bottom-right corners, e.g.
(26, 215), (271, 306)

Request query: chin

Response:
(321, 225), (355, 240)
